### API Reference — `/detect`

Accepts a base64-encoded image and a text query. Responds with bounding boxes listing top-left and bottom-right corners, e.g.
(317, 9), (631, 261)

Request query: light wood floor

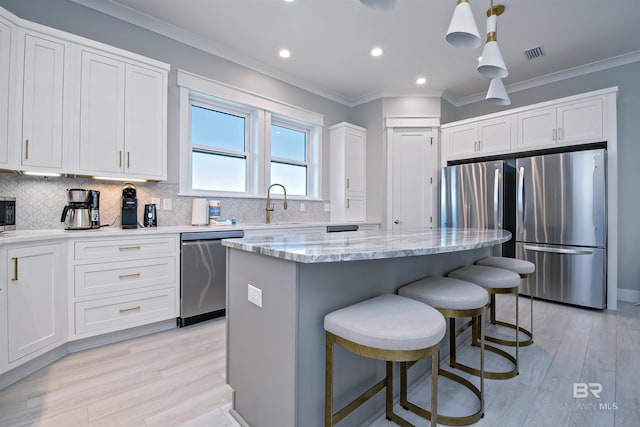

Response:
(1, 299), (638, 426)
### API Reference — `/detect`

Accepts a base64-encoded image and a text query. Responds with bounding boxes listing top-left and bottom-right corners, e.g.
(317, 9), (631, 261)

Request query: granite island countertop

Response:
(222, 227), (511, 263)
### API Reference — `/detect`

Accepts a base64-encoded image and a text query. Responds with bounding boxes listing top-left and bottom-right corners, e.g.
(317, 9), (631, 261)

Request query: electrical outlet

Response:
(248, 284), (263, 308)
(324, 203), (331, 212)
(151, 197), (160, 206)
(162, 198), (172, 211)
(300, 202), (305, 212)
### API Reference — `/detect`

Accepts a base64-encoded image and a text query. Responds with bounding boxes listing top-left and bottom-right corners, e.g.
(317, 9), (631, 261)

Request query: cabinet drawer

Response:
(74, 236), (177, 261)
(75, 288), (177, 336)
(74, 256), (176, 297)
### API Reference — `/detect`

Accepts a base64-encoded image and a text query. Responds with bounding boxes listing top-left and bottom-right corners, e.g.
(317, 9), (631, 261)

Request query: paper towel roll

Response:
(191, 198), (209, 225)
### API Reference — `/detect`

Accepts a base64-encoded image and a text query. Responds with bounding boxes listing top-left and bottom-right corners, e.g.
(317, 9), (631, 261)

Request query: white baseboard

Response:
(617, 288), (640, 303)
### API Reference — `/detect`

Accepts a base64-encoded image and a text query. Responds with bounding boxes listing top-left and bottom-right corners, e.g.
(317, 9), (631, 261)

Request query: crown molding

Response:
(455, 49), (640, 107)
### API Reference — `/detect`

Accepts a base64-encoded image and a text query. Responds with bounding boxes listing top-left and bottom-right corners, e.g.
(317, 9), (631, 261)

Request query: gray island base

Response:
(222, 228), (511, 427)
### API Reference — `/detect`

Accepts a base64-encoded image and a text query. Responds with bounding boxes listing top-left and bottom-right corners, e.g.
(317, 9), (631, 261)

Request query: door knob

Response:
(394, 219), (400, 224)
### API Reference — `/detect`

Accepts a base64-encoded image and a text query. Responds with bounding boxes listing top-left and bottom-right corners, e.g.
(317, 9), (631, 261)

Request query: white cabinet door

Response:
(516, 107), (557, 150)
(78, 50), (125, 175)
(449, 124), (478, 159)
(7, 243), (65, 363)
(0, 18), (11, 166)
(20, 33), (65, 170)
(344, 128), (365, 193)
(123, 63), (165, 179)
(478, 116), (511, 154)
(77, 50), (166, 180)
(557, 98), (604, 145)
(330, 123), (366, 222)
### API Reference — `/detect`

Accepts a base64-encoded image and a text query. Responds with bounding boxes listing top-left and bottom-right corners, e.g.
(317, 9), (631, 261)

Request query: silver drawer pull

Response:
(119, 246), (141, 251)
(523, 245), (593, 255)
(119, 306), (141, 313)
(119, 273), (141, 279)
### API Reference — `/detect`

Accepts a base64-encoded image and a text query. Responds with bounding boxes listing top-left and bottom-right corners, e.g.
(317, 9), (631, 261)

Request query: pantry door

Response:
(387, 127), (438, 231)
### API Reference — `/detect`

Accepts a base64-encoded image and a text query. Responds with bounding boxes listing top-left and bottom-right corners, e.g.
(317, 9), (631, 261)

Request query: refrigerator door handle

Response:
(494, 168), (500, 228)
(523, 244), (594, 255)
(517, 166), (525, 236)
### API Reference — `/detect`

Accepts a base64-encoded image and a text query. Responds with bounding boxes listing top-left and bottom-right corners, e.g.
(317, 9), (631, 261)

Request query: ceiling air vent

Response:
(524, 46), (545, 60)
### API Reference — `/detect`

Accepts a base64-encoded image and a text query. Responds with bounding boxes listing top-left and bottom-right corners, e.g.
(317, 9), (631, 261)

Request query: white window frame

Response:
(178, 70), (323, 200)
(267, 113), (312, 197)
(189, 99), (252, 194)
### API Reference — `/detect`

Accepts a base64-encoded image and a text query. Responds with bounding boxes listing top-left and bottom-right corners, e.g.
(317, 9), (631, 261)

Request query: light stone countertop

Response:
(222, 228), (511, 263)
(0, 221), (378, 245)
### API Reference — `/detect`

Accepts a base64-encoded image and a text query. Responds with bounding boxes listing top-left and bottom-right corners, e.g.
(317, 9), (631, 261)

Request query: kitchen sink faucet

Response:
(266, 183), (288, 224)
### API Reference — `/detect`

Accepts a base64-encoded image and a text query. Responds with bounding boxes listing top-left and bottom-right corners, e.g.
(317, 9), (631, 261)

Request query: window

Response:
(190, 105), (248, 193)
(178, 70), (324, 199)
(270, 122), (308, 196)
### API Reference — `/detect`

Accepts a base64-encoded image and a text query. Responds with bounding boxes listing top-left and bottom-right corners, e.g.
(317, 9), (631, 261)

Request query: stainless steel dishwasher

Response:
(179, 230), (244, 327)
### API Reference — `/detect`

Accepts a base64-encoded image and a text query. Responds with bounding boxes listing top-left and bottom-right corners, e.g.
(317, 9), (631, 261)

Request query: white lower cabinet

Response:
(6, 242), (66, 364)
(69, 235), (179, 340)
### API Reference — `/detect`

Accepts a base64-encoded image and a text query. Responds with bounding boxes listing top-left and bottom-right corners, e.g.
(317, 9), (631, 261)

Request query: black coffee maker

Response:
(89, 190), (100, 229)
(121, 183), (138, 229)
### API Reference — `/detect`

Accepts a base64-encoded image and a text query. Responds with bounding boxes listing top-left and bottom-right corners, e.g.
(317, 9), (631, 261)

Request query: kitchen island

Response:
(222, 228), (510, 427)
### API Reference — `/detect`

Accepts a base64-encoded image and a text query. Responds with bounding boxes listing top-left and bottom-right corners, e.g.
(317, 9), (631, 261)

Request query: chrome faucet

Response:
(266, 184), (288, 224)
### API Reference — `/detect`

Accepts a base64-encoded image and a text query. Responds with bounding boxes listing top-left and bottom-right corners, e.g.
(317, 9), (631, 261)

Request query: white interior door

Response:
(389, 128), (437, 231)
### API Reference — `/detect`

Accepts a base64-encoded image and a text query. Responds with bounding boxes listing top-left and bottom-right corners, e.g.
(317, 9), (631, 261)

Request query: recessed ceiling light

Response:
(416, 77), (427, 85)
(284, 0), (295, 2)
(279, 49), (291, 58)
(370, 47), (383, 57)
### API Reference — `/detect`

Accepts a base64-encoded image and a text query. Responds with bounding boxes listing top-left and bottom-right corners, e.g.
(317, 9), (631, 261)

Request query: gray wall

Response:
(450, 62), (640, 297)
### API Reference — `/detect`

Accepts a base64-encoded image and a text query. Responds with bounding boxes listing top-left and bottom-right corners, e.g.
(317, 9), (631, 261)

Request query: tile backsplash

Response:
(0, 174), (329, 230)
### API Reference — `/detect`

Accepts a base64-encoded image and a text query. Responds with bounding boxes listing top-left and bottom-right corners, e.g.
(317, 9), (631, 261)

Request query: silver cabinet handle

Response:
(119, 150), (123, 168)
(557, 127), (562, 141)
(119, 273), (141, 279)
(127, 152), (131, 169)
(523, 245), (594, 255)
(25, 140), (29, 160)
(119, 245), (141, 251)
(552, 128), (556, 141)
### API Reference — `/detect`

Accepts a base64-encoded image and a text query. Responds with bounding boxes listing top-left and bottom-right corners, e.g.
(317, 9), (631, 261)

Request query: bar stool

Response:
(398, 276), (489, 425)
(324, 294), (446, 427)
(448, 265), (521, 380)
(476, 256), (536, 347)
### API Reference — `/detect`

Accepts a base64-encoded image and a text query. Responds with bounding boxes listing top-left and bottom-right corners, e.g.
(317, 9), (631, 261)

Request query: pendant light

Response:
(446, 0), (482, 48)
(485, 78), (511, 105)
(477, 1), (508, 78)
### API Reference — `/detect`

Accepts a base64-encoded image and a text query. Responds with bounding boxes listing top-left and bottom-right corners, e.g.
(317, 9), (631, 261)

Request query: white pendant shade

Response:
(446, 0), (481, 48)
(477, 14), (508, 78)
(486, 78), (511, 105)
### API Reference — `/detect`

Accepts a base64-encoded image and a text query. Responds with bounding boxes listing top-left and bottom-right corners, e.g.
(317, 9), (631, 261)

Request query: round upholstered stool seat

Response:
(476, 257), (536, 347)
(476, 256), (535, 276)
(448, 265), (521, 380)
(399, 277), (489, 425)
(324, 294), (445, 426)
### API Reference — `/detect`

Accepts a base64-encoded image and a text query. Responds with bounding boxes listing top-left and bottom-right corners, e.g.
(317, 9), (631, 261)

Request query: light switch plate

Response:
(248, 284), (263, 308)
(162, 198), (172, 211)
(151, 197), (161, 206)
(324, 203), (331, 212)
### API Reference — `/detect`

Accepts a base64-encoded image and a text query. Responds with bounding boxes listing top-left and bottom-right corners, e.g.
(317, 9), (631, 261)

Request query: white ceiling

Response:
(72, 0), (640, 106)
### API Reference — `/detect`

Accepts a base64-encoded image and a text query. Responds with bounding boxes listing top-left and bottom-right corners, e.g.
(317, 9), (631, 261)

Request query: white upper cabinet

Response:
(447, 116), (511, 160)
(0, 6), (169, 179)
(442, 89), (614, 164)
(516, 97), (604, 151)
(330, 123), (366, 222)
(0, 16), (12, 167)
(18, 31), (69, 172)
(77, 48), (167, 180)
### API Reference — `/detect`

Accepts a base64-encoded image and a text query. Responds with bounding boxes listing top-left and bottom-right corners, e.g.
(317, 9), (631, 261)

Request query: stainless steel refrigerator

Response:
(441, 159), (516, 257)
(516, 149), (607, 309)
